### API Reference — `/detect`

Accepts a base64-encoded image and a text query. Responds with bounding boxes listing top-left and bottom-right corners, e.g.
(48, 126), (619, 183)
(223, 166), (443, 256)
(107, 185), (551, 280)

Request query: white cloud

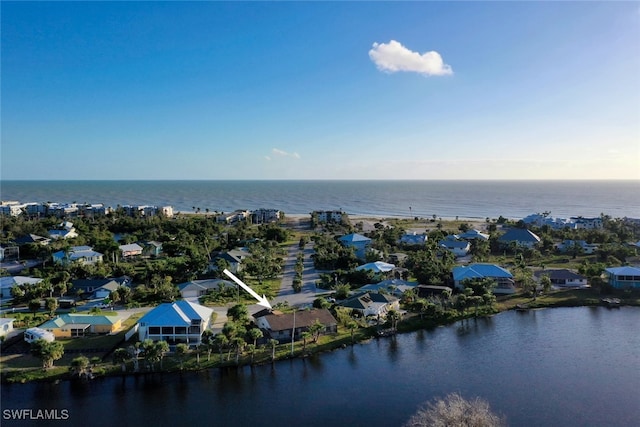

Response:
(369, 40), (453, 76)
(269, 148), (300, 159)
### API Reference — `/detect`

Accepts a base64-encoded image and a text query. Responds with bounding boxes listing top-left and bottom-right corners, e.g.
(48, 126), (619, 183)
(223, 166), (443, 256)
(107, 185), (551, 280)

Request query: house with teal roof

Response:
(40, 313), (122, 338)
(339, 233), (372, 259)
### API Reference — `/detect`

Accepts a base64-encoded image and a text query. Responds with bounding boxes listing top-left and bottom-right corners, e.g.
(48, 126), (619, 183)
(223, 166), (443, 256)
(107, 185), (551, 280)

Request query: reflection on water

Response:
(2, 307), (639, 427)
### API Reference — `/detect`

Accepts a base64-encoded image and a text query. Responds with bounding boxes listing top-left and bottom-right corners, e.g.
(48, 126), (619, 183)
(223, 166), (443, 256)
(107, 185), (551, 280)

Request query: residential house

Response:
(0, 245), (19, 262)
(571, 217), (603, 229)
(254, 309), (338, 344)
(0, 276), (44, 299)
(48, 221), (79, 240)
(452, 264), (516, 294)
(534, 269), (588, 288)
(355, 261), (395, 273)
(119, 243), (143, 258)
(40, 314), (122, 338)
(52, 246), (103, 266)
(137, 300), (214, 345)
(398, 232), (428, 246)
(70, 276), (131, 299)
(438, 237), (471, 258)
(0, 318), (15, 338)
(458, 229), (490, 241)
(497, 228), (541, 249)
(339, 233), (372, 259)
(142, 241), (163, 257)
(13, 234), (51, 246)
(177, 279), (235, 299)
(338, 292), (400, 318)
(604, 266), (640, 289)
(556, 240), (599, 255)
(208, 248), (251, 273)
(355, 279), (418, 297)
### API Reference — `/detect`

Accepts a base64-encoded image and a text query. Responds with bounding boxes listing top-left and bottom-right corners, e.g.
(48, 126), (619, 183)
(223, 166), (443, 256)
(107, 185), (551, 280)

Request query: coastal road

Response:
(271, 240), (326, 309)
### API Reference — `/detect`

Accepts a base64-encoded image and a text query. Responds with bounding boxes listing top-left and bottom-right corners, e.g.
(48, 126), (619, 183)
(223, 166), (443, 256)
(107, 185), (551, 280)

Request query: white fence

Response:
(124, 324), (139, 342)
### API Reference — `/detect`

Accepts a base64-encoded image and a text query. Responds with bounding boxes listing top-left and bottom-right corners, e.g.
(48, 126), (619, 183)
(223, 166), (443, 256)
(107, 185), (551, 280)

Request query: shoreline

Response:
(3, 289), (639, 385)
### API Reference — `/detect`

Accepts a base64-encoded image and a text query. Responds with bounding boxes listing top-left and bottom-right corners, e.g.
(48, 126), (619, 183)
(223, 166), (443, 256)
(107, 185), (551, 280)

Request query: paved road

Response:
(271, 241), (326, 309)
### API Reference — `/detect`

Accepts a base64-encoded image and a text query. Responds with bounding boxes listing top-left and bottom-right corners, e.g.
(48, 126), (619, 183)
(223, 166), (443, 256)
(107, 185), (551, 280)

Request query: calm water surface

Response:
(2, 180), (638, 219)
(2, 307), (639, 427)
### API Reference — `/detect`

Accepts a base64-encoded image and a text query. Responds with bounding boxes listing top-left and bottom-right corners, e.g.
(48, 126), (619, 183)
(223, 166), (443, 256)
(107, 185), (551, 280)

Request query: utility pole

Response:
(291, 310), (296, 356)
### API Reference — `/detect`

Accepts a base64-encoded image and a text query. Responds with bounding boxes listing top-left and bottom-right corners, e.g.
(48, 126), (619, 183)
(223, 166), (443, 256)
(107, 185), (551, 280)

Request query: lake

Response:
(2, 307), (639, 426)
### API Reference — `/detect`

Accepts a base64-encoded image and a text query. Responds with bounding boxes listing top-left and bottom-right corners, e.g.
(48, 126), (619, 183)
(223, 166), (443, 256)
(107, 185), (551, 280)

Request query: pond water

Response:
(2, 307), (639, 426)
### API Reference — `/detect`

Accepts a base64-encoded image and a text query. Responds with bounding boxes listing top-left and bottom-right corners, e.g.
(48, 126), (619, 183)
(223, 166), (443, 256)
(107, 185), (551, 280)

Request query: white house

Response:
(556, 240), (599, 255)
(438, 238), (471, 257)
(534, 269), (588, 288)
(571, 217), (603, 229)
(48, 221), (79, 240)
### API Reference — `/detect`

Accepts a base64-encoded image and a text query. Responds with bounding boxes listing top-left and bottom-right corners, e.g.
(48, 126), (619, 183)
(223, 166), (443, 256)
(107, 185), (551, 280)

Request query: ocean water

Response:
(0, 180), (638, 219)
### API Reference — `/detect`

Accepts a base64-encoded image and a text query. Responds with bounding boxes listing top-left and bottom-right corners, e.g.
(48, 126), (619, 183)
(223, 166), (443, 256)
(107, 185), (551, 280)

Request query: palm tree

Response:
(30, 340), (64, 370)
(233, 337), (245, 364)
(308, 320), (325, 343)
(246, 344), (256, 364)
(201, 330), (215, 361)
(28, 299), (41, 319)
(175, 343), (189, 369)
(70, 355), (90, 378)
(386, 309), (401, 333)
(113, 348), (130, 372)
(156, 341), (170, 370)
(346, 320), (358, 344)
(301, 331), (312, 352)
(249, 328), (263, 348)
(214, 334), (228, 363)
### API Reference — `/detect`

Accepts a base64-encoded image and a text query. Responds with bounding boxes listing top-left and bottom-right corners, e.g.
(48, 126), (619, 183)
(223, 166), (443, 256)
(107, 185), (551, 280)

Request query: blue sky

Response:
(2, 1), (639, 180)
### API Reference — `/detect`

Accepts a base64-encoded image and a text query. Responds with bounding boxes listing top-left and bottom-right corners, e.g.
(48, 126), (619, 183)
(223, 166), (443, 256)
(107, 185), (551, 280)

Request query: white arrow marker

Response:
(223, 269), (272, 310)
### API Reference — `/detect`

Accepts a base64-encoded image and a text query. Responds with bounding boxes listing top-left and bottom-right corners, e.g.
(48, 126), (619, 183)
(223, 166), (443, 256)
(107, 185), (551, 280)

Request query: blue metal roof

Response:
(453, 264), (513, 281)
